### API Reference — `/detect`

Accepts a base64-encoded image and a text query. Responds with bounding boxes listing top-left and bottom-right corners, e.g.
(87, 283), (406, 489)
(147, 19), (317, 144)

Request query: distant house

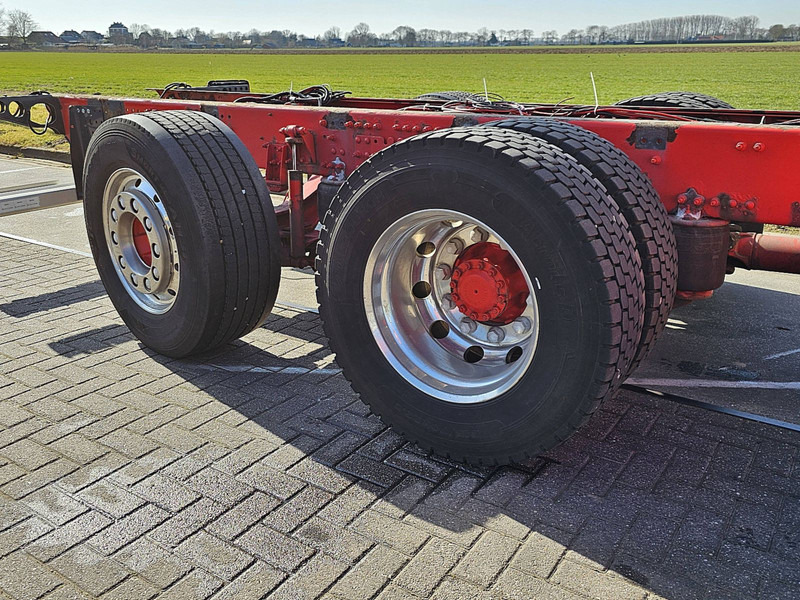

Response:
(28, 31), (64, 46)
(81, 30), (104, 43)
(108, 22), (129, 37)
(169, 35), (196, 48)
(138, 31), (156, 48)
(60, 30), (83, 44)
(327, 37), (345, 47)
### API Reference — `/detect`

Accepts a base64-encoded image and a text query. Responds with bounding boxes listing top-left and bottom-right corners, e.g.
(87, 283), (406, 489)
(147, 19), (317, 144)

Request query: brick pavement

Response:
(0, 235), (798, 600)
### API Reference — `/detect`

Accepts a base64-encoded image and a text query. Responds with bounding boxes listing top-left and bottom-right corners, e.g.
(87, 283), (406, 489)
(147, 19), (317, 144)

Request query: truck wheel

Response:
(83, 110), (281, 357)
(615, 91), (733, 109)
(316, 127), (644, 465)
(482, 118), (677, 373)
(415, 91), (483, 102)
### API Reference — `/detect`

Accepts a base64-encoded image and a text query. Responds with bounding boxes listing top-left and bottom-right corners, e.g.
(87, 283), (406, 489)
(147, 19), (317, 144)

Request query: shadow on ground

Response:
(32, 299), (799, 600)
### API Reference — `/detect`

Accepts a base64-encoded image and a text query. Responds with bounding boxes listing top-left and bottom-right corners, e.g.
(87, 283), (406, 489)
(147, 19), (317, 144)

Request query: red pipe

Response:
(729, 232), (800, 274)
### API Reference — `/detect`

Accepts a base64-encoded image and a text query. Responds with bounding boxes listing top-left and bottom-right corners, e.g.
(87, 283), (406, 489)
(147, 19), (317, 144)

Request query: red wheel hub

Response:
(450, 242), (529, 324)
(132, 218), (152, 266)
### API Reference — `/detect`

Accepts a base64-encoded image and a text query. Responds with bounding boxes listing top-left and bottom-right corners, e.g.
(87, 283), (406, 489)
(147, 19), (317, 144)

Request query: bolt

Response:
(710, 197), (720, 207)
(511, 317), (531, 334)
(441, 293), (455, 310)
(677, 194), (687, 205)
(435, 264), (452, 280)
(345, 121), (354, 128)
(729, 199), (738, 208)
(470, 227), (488, 243)
(446, 238), (464, 254)
(753, 142), (765, 152)
(319, 119), (328, 127)
(693, 197), (704, 206)
(374, 123), (382, 130)
(393, 124), (401, 131)
(460, 318), (477, 334)
(735, 142), (746, 151)
(412, 125), (421, 133)
(745, 200), (756, 210)
(354, 121), (363, 128)
(365, 122), (372, 129)
(487, 327), (506, 343)
(402, 125), (411, 132)
(650, 156), (662, 165)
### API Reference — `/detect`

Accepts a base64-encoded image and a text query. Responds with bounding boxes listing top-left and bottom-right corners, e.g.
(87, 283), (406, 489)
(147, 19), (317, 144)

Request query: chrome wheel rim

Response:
(364, 209), (539, 404)
(102, 168), (180, 314)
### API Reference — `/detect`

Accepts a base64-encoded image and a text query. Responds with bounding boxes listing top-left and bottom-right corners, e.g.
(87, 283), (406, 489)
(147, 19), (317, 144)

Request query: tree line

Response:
(1, 6), (799, 48)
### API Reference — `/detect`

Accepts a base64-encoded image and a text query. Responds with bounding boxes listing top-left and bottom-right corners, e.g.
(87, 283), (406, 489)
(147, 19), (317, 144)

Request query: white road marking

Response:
(0, 166), (46, 175)
(627, 378), (800, 390)
(764, 348), (800, 361)
(0, 231), (92, 258)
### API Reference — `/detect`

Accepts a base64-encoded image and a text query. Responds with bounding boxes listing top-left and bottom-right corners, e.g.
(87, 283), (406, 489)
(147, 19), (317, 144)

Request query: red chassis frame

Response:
(4, 87), (800, 282)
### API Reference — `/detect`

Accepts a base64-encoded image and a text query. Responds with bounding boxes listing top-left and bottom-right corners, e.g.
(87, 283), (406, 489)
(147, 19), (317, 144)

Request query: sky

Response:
(10, 0), (800, 36)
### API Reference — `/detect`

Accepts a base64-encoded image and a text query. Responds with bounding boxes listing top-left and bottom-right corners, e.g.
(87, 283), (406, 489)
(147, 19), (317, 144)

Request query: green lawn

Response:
(2, 49), (799, 149)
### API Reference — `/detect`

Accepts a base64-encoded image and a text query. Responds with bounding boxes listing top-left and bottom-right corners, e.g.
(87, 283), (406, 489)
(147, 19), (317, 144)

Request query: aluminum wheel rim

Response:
(102, 168), (180, 314)
(364, 209), (539, 404)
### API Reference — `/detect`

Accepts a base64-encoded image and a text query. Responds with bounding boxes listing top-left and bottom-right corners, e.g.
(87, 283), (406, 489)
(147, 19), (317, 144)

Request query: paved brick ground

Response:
(0, 235), (798, 600)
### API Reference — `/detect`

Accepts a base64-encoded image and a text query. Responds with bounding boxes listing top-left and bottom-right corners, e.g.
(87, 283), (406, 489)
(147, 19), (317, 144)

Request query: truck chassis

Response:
(2, 83), (799, 464)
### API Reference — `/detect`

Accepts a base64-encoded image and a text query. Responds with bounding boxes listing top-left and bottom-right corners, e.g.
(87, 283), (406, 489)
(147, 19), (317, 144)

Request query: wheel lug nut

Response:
(119, 256), (126, 269)
(445, 238), (464, 254)
(152, 267), (160, 281)
(441, 293), (455, 310)
(130, 273), (138, 286)
(143, 217), (152, 231)
(459, 318), (477, 334)
(143, 278), (151, 291)
(512, 317), (531, 335)
(487, 327), (506, 343)
(435, 264), (452, 280)
(470, 227), (488, 243)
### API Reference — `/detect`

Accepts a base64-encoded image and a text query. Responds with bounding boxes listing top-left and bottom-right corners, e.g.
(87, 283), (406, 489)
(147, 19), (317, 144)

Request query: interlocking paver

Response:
(1, 236), (798, 600)
(49, 545), (129, 596)
(0, 551), (64, 600)
(235, 524), (314, 572)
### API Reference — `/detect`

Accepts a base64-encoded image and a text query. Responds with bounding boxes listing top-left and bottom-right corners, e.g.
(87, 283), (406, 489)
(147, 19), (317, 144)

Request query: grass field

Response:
(2, 49), (799, 150)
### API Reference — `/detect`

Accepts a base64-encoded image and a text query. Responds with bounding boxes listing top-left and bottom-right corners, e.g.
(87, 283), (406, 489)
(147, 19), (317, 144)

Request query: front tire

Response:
(316, 127), (644, 465)
(83, 110), (281, 357)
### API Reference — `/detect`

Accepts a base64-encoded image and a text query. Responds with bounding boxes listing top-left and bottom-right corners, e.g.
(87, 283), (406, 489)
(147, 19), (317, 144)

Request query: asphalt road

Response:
(2, 155), (798, 425)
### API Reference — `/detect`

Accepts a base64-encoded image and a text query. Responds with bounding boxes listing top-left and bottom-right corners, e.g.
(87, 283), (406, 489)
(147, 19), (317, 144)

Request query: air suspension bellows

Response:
(670, 216), (730, 300)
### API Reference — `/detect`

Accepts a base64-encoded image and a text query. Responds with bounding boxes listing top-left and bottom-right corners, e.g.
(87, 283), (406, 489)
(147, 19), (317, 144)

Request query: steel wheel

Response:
(102, 168), (180, 314)
(365, 209), (539, 403)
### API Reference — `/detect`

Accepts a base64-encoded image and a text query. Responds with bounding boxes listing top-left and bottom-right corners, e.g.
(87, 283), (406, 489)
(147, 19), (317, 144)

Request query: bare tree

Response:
(347, 22), (375, 46)
(128, 23), (148, 38)
(6, 9), (36, 45)
(323, 26), (341, 41)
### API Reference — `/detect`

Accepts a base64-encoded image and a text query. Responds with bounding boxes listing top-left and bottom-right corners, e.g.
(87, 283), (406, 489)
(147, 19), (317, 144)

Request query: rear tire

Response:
(615, 91), (733, 109)
(316, 127), (644, 465)
(415, 91), (483, 102)
(482, 118), (678, 373)
(83, 110), (281, 357)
